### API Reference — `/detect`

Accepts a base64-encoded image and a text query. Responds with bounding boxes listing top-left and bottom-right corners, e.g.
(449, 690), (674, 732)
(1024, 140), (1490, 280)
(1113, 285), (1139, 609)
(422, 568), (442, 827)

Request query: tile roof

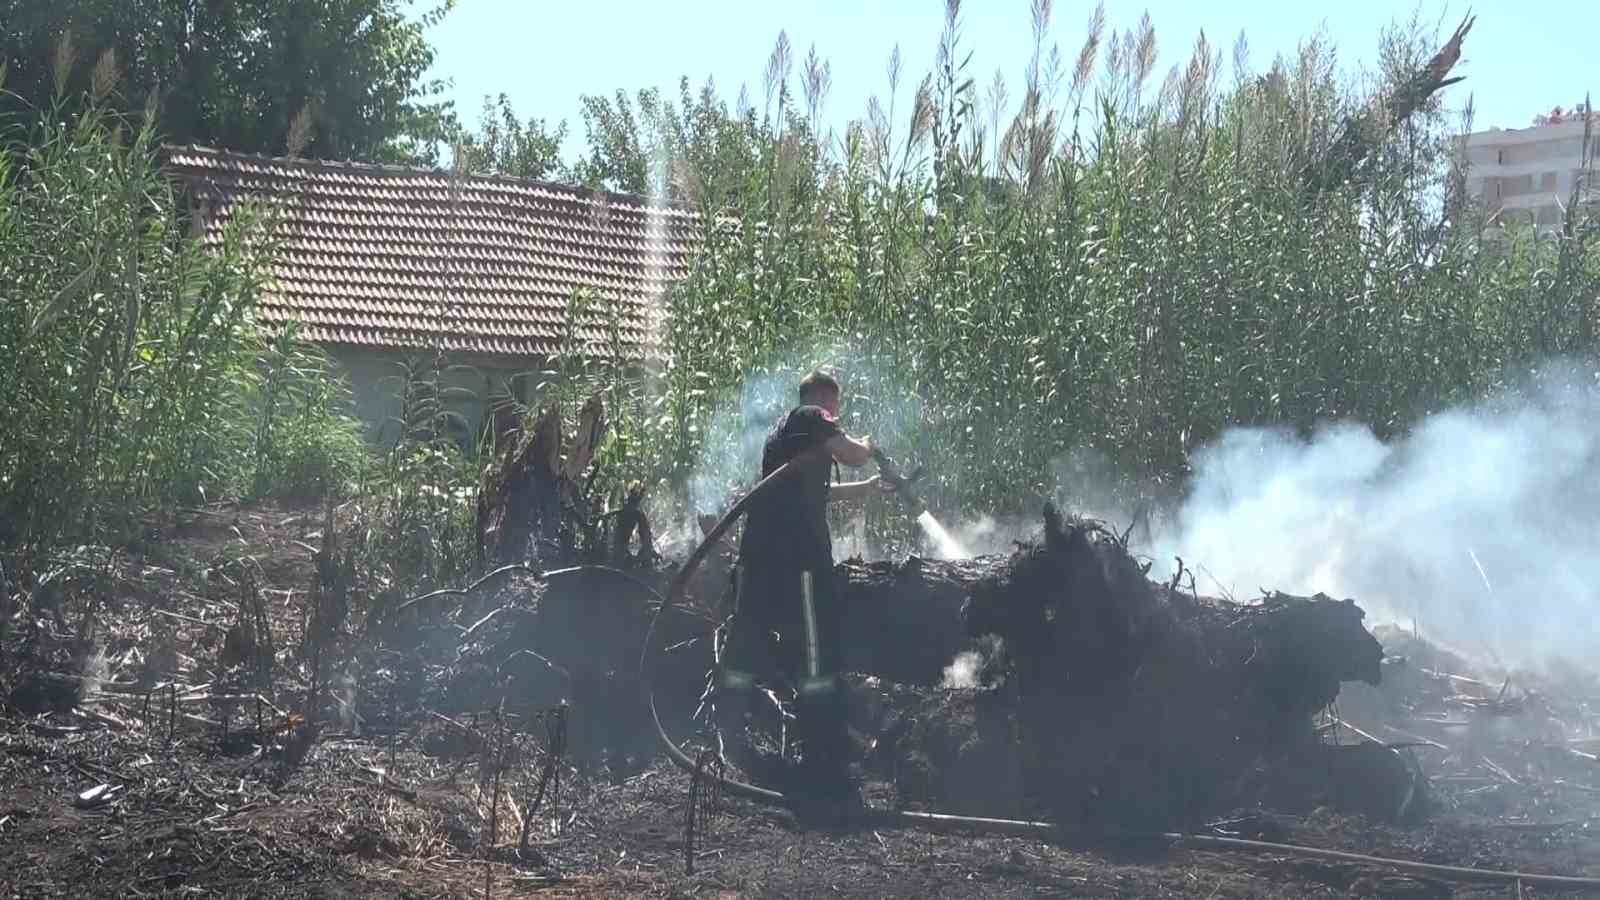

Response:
(161, 145), (701, 358)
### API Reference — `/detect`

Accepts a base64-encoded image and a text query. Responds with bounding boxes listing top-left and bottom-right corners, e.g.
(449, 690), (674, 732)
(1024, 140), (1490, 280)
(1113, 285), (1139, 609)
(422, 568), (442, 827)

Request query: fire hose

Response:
(508, 444), (1599, 889)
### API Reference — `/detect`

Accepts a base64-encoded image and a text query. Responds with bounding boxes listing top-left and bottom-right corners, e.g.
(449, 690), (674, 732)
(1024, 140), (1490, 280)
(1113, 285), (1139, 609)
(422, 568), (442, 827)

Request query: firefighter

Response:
(712, 369), (893, 815)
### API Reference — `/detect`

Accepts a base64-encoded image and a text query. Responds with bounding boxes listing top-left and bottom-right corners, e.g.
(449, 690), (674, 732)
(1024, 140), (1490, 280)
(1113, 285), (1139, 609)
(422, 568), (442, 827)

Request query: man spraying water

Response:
(711, 369), (894, 817)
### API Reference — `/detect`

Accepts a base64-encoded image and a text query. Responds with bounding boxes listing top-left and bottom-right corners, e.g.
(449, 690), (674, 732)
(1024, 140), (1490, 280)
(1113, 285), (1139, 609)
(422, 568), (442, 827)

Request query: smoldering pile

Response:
(825, 504), (1394, 829)
(1331, 625), (1600, 825)
(459, 414), (1405, 830)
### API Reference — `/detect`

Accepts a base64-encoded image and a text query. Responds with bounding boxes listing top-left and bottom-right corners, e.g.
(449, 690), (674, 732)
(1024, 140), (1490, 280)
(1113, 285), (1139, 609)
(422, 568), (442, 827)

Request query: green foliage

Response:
(345, 353), (480, 607)
(246, 324), (367, 501)
(571, 89), (656, 195)
(7, 4), (1598, 587)
(453, 93), (569, 181)
(562, 6), (1599, 550)
(0, 85), (369, 566)
(0, 0), (457, 163)
(568, 78), (762, 205)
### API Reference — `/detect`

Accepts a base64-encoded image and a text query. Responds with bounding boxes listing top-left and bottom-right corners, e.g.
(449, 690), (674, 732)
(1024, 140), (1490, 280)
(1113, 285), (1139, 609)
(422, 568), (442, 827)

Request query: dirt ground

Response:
(4, 502), (1600, 899)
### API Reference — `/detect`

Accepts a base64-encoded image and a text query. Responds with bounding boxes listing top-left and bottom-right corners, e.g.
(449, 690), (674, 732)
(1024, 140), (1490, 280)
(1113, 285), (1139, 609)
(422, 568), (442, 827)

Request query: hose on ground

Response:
(635, 442), (835, 804)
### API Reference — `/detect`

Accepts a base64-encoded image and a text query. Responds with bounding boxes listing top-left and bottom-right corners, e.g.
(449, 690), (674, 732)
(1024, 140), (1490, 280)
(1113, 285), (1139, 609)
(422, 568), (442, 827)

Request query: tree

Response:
(0, 0), (457, 164)
(570, 88), (656, 195)
(454, 93), (568, 181)
(570, 77), (764, 210)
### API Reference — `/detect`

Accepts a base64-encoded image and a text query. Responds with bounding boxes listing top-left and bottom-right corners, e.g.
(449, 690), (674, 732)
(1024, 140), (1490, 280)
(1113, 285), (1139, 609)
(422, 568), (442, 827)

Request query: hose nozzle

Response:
(871, 447), (926, 513)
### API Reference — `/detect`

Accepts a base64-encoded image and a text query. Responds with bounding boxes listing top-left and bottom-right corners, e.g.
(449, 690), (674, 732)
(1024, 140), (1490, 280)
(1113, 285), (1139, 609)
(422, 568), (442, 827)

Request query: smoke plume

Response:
(678, 336), (928, 558)
(941, 650), (985, 690)
(685, 368), (796, 518)
(80, 644), (110, 700)
(1142, 368), (1600, 670)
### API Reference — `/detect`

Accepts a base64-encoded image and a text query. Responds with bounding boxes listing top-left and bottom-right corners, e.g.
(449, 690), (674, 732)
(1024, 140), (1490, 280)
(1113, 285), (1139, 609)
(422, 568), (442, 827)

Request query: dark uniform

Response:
(714, 404), (852, 787)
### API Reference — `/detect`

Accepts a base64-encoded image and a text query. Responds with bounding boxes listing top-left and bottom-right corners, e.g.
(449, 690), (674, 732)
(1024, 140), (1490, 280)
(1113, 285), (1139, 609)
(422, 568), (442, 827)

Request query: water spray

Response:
(872, 447), (969, 559)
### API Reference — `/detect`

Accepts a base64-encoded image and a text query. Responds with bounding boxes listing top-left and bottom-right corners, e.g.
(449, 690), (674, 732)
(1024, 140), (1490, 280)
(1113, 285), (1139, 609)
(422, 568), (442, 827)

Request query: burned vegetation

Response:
(5, 398), (1600, 897)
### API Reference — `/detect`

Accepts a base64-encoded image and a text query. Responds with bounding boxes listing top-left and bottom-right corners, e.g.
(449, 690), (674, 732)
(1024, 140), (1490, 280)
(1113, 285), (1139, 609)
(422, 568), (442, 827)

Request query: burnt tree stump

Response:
(477, 395), (607, 567)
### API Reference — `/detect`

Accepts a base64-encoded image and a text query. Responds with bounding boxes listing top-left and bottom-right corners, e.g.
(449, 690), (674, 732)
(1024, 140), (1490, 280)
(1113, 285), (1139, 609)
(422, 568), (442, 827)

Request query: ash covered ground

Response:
(4, 500), (1600, 899)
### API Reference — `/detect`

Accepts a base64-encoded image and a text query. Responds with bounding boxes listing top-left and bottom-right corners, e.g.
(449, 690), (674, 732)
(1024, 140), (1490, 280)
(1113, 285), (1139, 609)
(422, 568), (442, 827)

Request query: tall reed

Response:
(566, 3), (1598, 548)
(0, 61), (366, 572)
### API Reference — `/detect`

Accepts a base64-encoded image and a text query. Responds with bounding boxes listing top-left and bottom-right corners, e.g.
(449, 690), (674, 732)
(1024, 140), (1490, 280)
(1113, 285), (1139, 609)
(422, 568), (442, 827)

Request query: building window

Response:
(1502, 144), (1534, 166)
(1501, 173), (1536, 197)
(1541, 172), (1558, 192)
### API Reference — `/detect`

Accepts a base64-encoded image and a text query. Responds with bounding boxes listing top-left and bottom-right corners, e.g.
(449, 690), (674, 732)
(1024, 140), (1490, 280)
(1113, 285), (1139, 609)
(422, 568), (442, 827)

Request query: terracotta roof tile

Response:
(161, 144), (701, 357)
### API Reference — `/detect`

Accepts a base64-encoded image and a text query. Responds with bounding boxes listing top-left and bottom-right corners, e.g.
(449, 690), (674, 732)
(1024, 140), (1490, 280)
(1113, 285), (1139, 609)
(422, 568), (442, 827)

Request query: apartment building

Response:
(1460, 104), (1597, 232)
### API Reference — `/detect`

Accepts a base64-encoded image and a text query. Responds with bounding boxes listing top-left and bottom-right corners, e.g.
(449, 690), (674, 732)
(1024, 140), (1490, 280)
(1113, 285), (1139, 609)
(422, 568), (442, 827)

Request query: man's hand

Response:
(831, 474), (893, 502)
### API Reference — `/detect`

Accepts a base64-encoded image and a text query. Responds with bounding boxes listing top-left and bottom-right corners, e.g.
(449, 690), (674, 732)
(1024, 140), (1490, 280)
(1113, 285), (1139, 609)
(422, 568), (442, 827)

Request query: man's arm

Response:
(825, 428), (896, 502)
(824, 431), (874, 467)
(830, 477), (887, 502)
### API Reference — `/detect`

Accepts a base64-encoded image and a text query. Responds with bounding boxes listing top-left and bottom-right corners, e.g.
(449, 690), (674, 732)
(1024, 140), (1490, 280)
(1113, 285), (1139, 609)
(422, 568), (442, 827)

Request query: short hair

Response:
(798, 369), (840, 404)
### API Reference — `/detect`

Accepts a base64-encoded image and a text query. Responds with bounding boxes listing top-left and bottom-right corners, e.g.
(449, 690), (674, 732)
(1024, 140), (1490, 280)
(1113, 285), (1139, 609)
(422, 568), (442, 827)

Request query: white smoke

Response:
(939, 513), (1037, 557)
(679, 337), (928, 554)
(80, 645), (110, 700)
(1052, 445), (1147, 527)
(339, 668), (361, 734)
(922, 447), (1147, 562)
(941, 650), (985, 690)
(1141, 368), (1600, 670)
(686, 369), (795, 517)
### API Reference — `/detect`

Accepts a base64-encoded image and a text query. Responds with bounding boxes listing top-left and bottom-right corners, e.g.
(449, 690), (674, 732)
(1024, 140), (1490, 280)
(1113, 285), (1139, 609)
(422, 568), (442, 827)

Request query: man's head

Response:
(798, 369), (841, 415)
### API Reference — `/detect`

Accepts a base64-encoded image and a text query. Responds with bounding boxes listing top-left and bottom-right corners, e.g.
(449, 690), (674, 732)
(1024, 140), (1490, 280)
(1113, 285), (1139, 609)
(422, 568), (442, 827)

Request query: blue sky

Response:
(416, 1), (1595, 164)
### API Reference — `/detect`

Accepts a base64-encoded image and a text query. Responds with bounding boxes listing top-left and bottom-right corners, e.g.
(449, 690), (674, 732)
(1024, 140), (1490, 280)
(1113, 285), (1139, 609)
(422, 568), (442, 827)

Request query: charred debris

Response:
(5, 388), (1600, 896)
(454, 398), (1408, 830)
